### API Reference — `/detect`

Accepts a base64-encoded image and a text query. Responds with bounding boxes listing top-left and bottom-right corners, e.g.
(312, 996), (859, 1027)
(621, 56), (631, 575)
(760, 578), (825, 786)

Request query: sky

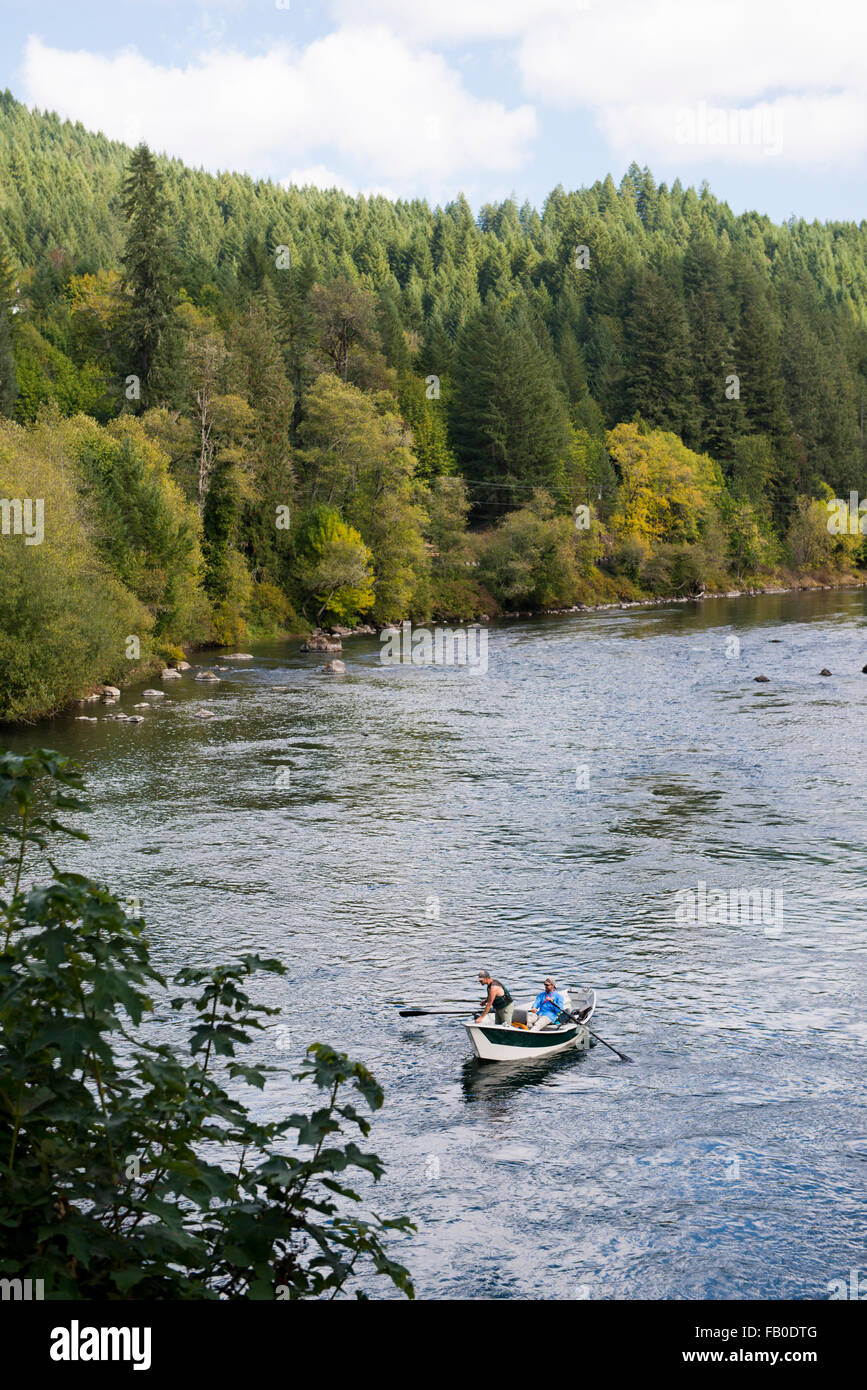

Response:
(1, 0), (866, 223)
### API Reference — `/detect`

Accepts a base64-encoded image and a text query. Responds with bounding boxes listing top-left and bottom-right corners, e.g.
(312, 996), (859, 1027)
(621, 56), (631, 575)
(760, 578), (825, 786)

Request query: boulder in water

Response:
(195, 671), (220, 682)
(753, 675), (770, 683)
(161, 668), (182, 680)
(223, 653), (254, 660)
(142, 689), (165, 698)
(301, 633), (342, 652)
(320, 660), (346, 674)
(820, 668), (832, 676)
(102, 685), (121, 698)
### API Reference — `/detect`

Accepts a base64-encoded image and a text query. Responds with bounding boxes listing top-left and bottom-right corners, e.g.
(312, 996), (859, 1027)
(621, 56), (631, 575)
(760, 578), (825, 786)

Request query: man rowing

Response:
(475, 970), (514, 1025)
(531, 976), (567, 1030)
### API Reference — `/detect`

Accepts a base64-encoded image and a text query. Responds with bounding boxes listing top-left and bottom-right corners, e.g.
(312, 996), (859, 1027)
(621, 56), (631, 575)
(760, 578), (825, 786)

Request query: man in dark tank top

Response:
(475, 969), (514, 1025)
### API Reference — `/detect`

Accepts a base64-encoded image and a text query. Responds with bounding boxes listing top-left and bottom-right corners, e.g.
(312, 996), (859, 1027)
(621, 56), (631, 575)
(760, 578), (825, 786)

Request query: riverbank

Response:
(507, 570), (867, 620)
(4, 569), (864, 729)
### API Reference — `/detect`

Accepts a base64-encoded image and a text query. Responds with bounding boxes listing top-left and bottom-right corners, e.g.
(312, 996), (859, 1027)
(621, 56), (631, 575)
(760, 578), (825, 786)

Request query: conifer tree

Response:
(449, 299), (572, 518)
(121, 144), (177, 408)
(625, 271), (698, 442)
(0, 234), (18, 416)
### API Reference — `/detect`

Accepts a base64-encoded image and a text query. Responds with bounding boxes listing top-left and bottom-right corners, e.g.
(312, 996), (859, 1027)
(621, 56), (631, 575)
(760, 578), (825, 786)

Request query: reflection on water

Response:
(461, 1048), (591, 1109)
(4, 587), (866, 1299)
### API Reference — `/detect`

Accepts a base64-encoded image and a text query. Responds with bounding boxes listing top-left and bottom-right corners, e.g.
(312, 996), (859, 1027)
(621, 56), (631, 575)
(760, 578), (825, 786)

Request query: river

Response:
(5, 589), (866, 1299)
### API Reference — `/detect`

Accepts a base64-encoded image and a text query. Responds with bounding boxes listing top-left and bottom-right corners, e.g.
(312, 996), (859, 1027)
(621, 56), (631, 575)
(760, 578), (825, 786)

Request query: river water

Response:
(6, 589), (866, 1299)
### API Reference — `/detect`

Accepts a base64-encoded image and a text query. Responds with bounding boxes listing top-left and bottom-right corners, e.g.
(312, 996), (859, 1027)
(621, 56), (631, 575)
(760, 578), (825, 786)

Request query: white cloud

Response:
(282, 164), (397, 199)
(283, 164), (357, 193)
(21, 30), (536, 191)
(329, 0), (590, 44)
(517, 0), (867, 166)
(335, 0), (867, 167)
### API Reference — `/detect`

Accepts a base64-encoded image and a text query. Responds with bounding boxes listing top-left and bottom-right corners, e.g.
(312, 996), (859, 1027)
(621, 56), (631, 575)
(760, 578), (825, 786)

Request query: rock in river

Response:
(753, 675), (770, 682)
(320, 660), (346, 674)
(301, 633), (342, 652)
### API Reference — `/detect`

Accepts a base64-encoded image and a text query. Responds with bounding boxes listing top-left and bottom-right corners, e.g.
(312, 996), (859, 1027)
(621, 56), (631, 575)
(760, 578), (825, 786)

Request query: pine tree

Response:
(625, 272), (697, 441)
(397, 372), (455, 479)
(683, 236), (740, 458)
(449, 299), (572, 519)
(230, 293), (294, 579)
(0, 235), (19, 416)
(120, 144), (177, 408)
(736, 281), (797, 517)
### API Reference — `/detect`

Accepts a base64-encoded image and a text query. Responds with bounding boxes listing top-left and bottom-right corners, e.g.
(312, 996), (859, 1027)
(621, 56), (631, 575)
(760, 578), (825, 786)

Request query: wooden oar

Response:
(398, 1008), (477, 1018)
(400, 1005), (633, 1061)
(555, 1007), (633, 1063)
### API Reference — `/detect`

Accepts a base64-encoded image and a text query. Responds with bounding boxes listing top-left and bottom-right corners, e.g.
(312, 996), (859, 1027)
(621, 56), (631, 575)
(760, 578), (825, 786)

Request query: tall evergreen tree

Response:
(625, 271), (697, 441)
(121, 144), (177, 408)
(735, 280), (797, 517)
(0, 235), (18, 416)
(449, 299), (572, 519)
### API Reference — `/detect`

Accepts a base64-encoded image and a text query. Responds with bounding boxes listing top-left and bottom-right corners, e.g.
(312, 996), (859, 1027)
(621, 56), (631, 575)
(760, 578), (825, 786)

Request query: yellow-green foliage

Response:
(0, 417), (150, 721)
(296, 506), (375, 625)
(248, 580), (299, 636)
(298, 376), (429, 622)
(786, 496), (839, 570)
(608, 423), (722, 545)
(69, 413), (209, 645)
(13, 323), (110, 423)
(477, 490), (602, 612)
(208, 546), (253, 646)
(156, 641), (187, 666)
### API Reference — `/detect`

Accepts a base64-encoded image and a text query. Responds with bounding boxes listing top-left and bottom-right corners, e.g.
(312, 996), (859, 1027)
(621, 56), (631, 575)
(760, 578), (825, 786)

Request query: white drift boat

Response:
(464, 987), (597, 1062)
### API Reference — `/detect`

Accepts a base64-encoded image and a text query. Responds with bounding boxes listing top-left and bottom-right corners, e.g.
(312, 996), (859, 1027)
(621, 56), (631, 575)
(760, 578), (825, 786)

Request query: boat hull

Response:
(463, 1020), (592, 1062)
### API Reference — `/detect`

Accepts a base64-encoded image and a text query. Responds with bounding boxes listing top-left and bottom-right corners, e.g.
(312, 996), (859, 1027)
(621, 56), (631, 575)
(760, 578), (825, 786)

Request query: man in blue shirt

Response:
(531, 977), (567, 1030)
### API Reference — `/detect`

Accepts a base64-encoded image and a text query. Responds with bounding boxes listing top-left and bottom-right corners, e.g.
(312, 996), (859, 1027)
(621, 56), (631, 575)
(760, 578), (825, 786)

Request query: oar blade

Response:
(398, 1008), (475, 1017)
